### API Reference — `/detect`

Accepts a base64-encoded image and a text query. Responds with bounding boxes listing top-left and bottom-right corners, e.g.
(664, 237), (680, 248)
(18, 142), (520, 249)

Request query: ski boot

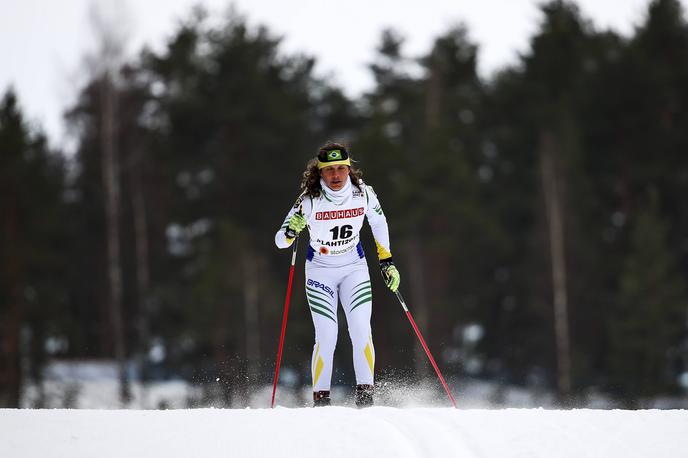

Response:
(313, 390), (331, 407)
(355, 384), (374, 408)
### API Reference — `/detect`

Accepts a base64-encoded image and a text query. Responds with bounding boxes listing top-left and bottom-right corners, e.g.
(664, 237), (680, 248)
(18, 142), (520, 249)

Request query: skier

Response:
(275, 142), (400, 407)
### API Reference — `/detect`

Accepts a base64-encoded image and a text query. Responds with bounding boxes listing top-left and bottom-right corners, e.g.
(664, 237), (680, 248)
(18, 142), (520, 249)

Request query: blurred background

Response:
(1, 0), (688, 409)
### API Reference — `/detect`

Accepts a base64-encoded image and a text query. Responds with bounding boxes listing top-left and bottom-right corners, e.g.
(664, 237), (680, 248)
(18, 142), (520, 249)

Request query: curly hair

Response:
(300, 142), (363, 197)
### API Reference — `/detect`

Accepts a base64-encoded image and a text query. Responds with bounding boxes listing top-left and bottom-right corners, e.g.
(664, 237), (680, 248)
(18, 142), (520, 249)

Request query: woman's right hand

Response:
(285, 211), (306, 239)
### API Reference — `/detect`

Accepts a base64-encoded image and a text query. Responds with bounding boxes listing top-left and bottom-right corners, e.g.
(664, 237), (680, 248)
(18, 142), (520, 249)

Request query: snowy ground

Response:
(11, 361), (688, 456)
(2, 407), (687, 458)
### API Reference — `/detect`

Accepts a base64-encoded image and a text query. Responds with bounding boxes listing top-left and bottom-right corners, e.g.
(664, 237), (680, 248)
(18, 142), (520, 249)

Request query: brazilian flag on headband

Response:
(317, 147), (351, 169)
(319, 148), (349, 162)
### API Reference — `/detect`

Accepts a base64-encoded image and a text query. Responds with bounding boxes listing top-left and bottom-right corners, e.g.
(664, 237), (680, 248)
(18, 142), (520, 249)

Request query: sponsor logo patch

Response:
(329, 245), (357, 256)
(316, 236), (355, 247)
(307, 279), (335, 297)
(315, 207), (364, 220)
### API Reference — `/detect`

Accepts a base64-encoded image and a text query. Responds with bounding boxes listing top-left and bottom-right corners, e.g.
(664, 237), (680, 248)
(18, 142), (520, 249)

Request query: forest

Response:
(1, 0), (687, 408)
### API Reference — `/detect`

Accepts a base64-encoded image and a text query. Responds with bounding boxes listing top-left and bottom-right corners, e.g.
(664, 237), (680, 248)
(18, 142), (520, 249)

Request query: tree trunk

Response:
(539, 130), (572, 400)
(130, 152), (150, 407)
(0, 189), (22, 407)
(405, 49), (441, 382)
(214, 298), (231, 407)
(243, 253), (261, 398)
(101, 73), (130, 405)
(405, 237), (430, 379)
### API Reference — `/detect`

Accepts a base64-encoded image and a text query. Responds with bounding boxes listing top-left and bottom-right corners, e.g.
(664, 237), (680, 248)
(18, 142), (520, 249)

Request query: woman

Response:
(275, 142), (400, 407)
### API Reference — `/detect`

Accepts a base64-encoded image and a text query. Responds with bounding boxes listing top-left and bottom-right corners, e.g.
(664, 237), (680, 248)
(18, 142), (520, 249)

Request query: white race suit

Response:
(275, 177), (392, 392)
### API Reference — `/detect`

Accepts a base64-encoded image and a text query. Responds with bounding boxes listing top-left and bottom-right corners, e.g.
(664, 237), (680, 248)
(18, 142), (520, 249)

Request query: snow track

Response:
(2, 407), (687, 457)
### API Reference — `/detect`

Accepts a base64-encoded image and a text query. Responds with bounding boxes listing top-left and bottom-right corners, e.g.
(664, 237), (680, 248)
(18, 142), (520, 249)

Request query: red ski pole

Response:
(271, 235), (299, 408)
(395, 289), (457, 408)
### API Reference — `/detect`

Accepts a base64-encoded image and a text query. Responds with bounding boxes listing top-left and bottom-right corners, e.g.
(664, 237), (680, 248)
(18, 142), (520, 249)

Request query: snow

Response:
(9, 361), (688, 456)
(2, 407), (686, 457)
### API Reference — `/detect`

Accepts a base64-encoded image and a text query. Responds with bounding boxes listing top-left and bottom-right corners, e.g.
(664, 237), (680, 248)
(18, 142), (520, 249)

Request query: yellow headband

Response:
(317, 158), (351, 169)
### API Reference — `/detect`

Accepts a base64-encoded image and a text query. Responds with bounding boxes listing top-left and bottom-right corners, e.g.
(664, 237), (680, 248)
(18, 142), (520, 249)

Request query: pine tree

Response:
(610, 189), (685, 403)
(0, 89), (68, 407)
